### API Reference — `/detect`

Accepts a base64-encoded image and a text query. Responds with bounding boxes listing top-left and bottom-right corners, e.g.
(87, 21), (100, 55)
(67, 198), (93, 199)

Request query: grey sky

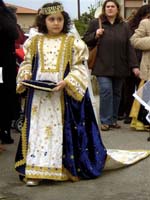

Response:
(5, 0), (99, 19)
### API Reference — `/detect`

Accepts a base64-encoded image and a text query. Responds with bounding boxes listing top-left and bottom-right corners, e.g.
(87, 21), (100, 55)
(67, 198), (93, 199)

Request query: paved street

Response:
(0, 120), (150, 200)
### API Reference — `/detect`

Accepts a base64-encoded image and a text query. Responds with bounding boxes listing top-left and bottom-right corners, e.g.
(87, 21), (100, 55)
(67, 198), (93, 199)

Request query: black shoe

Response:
(147, 136), (150, 142)
(0, 130), (14, 144)
(124, 117), (132, 124)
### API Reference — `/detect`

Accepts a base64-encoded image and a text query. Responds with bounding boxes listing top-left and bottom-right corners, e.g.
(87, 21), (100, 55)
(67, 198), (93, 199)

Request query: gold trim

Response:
(63, 35), (74, 71)
(25, 165), (80, 182)
(70, 73), (87, 90)
(15, 97), (29, 169)
(65, 79), (83, 101)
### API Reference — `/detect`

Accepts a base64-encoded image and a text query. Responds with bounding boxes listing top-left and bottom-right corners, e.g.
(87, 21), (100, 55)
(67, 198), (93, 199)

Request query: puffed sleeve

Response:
(64, 37), (89, 101)
(130, 19), (150, 50)
(16, 35), (38, 93)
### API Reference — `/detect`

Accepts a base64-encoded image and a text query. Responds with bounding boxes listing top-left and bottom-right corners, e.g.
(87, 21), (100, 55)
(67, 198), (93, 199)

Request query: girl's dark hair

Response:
(36, 2), (71, 34)
(128, 4), (150, 32)
(100, 0), (123, 21)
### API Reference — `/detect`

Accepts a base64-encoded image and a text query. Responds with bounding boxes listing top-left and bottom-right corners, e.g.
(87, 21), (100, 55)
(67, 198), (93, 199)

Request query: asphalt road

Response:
(0, 119), (150, 200)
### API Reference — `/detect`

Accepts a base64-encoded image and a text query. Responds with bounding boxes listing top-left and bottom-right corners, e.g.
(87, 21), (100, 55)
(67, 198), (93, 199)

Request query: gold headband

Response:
(41, 5), (64, 15)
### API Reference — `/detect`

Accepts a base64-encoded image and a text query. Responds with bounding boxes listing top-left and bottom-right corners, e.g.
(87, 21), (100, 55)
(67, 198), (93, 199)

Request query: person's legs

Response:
(112, 78), (124, 124)
(123, 76), (140, 124)
(0, 115), (14, 144)
(97, 77), (113, 126)
(0, 87), (15, 144)
(118, 80), (125, 120)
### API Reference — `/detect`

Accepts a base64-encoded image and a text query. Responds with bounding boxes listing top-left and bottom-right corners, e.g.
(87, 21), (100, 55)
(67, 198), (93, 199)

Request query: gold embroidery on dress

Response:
(64, 79), (83, 101)
(45, 126), (52, 138)
(39, 34), (67, 72)
(70, 73), (87, 90)
(32, 106), (38, 116)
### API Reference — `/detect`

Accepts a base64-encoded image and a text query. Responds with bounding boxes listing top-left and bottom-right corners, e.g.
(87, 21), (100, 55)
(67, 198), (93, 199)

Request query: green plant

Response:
(73, 1), (103, 36)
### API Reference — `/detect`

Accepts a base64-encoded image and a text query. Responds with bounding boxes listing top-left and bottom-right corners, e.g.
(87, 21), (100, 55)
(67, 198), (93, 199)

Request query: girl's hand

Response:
(24, 73), (32, 80)
(16, 83), (26, 94)
(16, 73), (32, 93)
(52, 80), (67, 91)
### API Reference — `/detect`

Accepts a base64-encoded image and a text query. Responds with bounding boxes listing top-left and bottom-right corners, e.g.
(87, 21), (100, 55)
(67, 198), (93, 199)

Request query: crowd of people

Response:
(119, 4), (150, 128)
(0, 0), (150, 187)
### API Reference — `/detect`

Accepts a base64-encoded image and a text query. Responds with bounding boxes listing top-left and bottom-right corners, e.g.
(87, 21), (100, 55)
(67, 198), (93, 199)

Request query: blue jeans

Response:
(97, 77), (124, 125)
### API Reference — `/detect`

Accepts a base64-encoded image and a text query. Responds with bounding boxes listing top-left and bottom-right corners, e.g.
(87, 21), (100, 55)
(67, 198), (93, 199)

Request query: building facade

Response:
(6, 3), (37, 32)
(121, 0), (150, 18)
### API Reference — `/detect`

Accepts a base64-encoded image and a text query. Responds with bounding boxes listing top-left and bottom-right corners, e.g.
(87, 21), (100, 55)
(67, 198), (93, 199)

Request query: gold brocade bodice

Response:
(30, 34), (75, 74)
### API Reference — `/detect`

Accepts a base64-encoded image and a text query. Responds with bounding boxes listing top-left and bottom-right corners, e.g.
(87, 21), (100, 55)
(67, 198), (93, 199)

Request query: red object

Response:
(15, 24), (27, 49)
(15, 48), (25, 73)
(16, 48), (24, 60)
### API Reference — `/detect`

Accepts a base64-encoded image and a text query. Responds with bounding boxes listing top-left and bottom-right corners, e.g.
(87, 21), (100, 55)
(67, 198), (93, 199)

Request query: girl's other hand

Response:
(24, 73), (32, 80)
(52, 80), (66, 91)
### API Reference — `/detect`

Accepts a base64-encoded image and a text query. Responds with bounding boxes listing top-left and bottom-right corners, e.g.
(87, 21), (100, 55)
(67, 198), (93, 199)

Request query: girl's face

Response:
(105, 2), (118, 18)
(45, 12), (64, 35)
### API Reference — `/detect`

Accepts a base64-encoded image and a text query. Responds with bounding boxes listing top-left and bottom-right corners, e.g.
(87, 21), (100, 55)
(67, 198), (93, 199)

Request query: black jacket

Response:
(83, 17), (138, 77)
(0, 2), (19, 127)
(0, 7), (18, 88)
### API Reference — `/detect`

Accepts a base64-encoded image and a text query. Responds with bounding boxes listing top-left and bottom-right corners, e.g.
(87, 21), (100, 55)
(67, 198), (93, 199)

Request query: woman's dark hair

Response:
(0, 0), (6, 10)
(0, 0), (17, 22)
(36, 2), (71, 34)
(7, 5), (17, 21)
(100, 0), (123, 21)
(128, 4), (150, 32)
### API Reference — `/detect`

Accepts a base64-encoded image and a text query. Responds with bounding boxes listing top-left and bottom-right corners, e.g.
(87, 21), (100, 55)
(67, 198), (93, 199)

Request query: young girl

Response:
(15, 2), (107, 186)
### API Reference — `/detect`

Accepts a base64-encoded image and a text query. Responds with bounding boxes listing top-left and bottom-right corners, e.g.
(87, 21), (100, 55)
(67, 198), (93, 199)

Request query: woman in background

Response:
(130, 10), (150, 131)
(83, 0), (139, 131)
(120, 5), (150, 126)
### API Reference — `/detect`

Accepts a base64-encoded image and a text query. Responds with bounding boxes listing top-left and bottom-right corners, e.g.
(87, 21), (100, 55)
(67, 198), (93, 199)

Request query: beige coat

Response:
(130, 19), (150, 81)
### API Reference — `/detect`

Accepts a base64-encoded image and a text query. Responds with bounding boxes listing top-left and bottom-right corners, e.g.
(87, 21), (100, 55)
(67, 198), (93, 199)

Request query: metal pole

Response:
(77, 0), (80, 19)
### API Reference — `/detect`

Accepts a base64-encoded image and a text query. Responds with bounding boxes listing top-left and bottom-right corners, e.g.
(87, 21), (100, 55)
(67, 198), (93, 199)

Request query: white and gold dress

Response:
(15, 33), (150, 183)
